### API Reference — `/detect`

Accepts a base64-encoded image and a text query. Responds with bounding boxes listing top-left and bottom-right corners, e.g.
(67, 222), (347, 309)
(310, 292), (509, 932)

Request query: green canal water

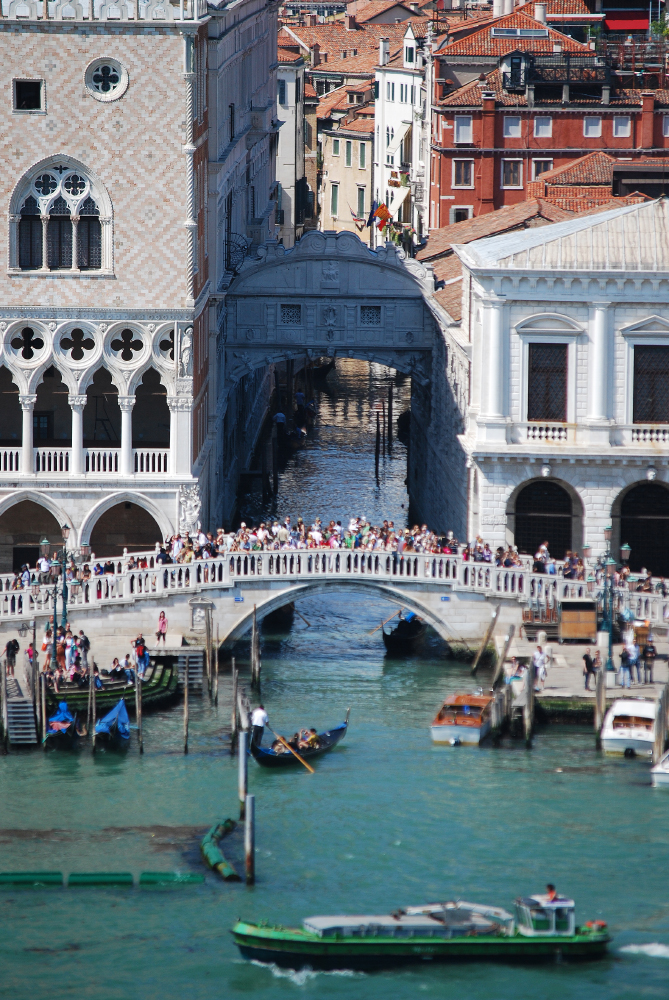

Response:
(1, 361), (669, 999)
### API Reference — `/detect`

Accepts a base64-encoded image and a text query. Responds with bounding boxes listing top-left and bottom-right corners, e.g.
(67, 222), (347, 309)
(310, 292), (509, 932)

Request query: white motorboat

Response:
(431, 693), (493, 745)
(651, 749), (669, 787)
(600, 699), (656, 756)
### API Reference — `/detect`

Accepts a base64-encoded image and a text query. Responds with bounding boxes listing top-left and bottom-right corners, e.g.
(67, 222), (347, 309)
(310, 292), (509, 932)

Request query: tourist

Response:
(1, 637), (19, 677)
(532, 645), (547, 692)
(643, 637), (656, 684)
(582, 647), (595, 691)
(156, 610), (168, 645)
(620, 646), (632, 688)
(133, 634), (150, 678)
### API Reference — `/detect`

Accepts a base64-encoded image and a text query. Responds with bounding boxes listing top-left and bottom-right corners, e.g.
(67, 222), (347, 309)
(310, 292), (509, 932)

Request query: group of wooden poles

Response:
(374, 384), (394, 482)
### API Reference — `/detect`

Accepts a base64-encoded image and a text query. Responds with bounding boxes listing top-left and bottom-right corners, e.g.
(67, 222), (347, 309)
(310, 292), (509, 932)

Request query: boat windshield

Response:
(612, 715), (653, 730)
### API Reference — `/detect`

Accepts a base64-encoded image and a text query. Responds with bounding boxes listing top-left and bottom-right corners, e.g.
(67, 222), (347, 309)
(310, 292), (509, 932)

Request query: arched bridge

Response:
(0, 549), (628, 649)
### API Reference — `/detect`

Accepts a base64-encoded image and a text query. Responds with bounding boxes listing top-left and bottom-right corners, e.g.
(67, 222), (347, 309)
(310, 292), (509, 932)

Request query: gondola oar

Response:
(368, 609), (401, 636)
(295, 609), (312, 627)
(266, 726), (315, 774)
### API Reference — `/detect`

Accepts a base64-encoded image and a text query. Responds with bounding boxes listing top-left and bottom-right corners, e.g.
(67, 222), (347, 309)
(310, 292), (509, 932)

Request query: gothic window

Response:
(527, 343), (567, 422)
(47, 196), (73, 270)
(633, 345), (669, 424)
(77, 198), (101, 270)
(84, 59), (128, 102)
(19, 196), (42, 270)
(12, 165), (109, 273)
(11, 327), (44, 360)
(111, 328), (143, 361)
(60, 328), (95, 361)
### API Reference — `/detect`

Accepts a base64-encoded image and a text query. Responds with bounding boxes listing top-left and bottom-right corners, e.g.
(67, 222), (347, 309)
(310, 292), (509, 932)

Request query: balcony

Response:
(503, 55), (610, 91)
(0, 447), (172, 477)
(508, 422), (577, 444)
(613, 425), (669, 446)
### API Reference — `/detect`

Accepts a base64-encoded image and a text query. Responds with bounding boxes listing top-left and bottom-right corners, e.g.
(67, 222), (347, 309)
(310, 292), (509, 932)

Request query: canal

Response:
(1, 361), (668, 1000)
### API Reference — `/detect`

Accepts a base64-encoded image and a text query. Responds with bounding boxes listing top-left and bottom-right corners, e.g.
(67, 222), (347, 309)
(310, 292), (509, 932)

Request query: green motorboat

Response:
(232, 895), (611, 970)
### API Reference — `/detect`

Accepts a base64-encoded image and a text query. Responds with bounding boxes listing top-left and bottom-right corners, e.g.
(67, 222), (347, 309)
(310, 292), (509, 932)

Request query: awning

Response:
(604, 15), (649, 29)
(386, 120), (411, 156)
(388, 183), (411, 213)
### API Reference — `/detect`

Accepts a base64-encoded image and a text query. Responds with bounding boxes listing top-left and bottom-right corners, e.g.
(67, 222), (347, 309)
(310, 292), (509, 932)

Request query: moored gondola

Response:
(95, 698), (131, 749)
(44, 702), (82, 748)
(312, 357), (335, 381)
(382, 611), (426, 655)
(249, 711), (349, 768)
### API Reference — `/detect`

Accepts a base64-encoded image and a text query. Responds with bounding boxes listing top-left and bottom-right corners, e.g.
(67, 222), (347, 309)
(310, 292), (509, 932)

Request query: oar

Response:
(369, 609), (401, 635)
(295, 608), (312, 627)
(267, 726), (315, 773)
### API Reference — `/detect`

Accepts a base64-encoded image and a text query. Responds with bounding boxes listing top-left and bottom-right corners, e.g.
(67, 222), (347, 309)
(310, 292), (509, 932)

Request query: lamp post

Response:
(48, 525), (90, 666)
(590, 526), (631, 677)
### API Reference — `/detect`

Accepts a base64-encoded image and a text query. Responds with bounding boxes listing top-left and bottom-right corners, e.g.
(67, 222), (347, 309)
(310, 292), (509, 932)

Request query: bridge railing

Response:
(3, 548), (669, 627)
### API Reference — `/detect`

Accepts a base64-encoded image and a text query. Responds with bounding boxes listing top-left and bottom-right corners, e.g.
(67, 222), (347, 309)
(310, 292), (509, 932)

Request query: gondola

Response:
(44, 701), (82, 748)
(382, 611), (426, 655)
(95, 698), (131, 748)
(312, 357), (335, 382)
(249, 711), (350, 768)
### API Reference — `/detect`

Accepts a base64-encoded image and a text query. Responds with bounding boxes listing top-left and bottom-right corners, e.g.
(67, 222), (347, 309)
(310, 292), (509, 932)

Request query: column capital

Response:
(68, 394), (87, 409)
(167, 395), (193, 412)
(117, 395), (135, 412)
(19, 394), (37, 410)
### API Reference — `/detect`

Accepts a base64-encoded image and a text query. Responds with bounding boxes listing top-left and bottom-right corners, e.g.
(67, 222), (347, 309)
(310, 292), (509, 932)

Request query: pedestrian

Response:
(532, 645), (547, 692)
(1, 637), (19, 677)
(630, 640), (642, 684)
(156, 610), (168, 645)
(78, 630), (90, 669)
(582, 647), (596, 691)
(251, 703), (268, 747)
(133, 634), (150, 678)
(620, 646), (632, 688)
(643, 637), (656, 685)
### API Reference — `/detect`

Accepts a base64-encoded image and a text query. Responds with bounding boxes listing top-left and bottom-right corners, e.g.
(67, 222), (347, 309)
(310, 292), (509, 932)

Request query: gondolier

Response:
(251, 704), (268, 747)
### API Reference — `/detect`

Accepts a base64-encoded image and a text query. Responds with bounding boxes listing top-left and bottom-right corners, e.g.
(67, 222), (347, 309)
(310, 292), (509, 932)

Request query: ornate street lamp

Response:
(620, 543), (631, 564)
(39, 537), (50, 558)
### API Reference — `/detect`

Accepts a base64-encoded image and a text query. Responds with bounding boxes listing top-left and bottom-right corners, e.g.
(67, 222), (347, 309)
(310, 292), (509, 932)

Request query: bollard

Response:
(238, 729), (248, 819)
(244, 794), (255, 885)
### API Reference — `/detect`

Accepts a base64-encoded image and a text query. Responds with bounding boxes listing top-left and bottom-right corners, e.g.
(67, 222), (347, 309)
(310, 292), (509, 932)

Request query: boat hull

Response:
(250, 722), (347, 768)
(46, 663), (178, 715)
(431, 720), (491, 745)
(232, 925), (610, 970)
(600, 735), (653, 755)
(651, 770), (669, 786)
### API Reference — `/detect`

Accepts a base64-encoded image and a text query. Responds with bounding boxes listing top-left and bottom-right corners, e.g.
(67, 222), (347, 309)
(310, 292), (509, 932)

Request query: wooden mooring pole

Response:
(231, 657), (238, 749)
(491, 624), (515, 689)
(1, 659), (7, 753)
(375, 411), (380, 479)
(41, 670), (47, 747)
(471, 604), (501, 675)
(524, 665), (535, 747)
(251, 606), (259, 689)
(387, 383), (393, 451)
(271, 426), (279, 494)
(205, 608), (212, 697)
(594, 664), (606, 746)
(136, 670), (143, 754)
(244, 793), (255, 885)
(239, 729), (248, 820)
(91, 665), (96, 753)
(183, 653), (189, 754)
(214, 624), (219, 706)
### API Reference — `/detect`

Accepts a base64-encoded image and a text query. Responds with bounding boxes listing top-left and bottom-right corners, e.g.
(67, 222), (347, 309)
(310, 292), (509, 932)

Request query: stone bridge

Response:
(0, 549), (627, 654)
(223, 230), (438, 388)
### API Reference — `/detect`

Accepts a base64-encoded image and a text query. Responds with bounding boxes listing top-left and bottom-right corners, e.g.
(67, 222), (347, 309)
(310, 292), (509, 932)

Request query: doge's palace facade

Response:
(0, 0), (278, 569)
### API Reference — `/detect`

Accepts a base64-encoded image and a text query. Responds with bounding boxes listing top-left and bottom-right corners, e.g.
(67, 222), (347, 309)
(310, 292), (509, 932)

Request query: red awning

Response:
(604, 15), (649, 29)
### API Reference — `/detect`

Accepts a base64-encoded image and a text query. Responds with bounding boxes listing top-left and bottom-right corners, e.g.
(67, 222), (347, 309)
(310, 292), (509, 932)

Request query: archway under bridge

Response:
(223, 231), (437, 389)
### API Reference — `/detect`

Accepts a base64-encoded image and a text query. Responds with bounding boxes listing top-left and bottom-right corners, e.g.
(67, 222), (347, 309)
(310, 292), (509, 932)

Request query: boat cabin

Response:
(515, 895), (575, 937)
(303, 907), (500, 939)
(433, 694), (492, 728)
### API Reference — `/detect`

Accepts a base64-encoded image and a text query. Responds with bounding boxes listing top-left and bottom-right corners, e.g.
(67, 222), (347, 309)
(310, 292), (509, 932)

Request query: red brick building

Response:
(429, 10), (669, 226)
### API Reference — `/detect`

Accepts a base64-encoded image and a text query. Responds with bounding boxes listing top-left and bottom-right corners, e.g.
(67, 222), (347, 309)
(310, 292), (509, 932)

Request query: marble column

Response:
(589, 303), (609, 421)
(485, 298), (505, 418)
(68, 394), (87, 475)
(19, 394), (37, 475)
(167, 395), (193, 476)
(118, 396), (135, 477)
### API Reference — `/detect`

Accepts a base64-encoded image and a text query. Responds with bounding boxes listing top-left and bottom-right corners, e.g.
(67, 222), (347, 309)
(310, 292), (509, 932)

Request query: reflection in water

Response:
(236, 359), (412, 529)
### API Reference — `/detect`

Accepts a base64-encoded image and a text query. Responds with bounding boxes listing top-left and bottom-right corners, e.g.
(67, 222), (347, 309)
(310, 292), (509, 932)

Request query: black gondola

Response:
(312, 358), (335, 381)
(382, 612), (426, 655)
(95, 698), (131, 749)
(249, 711), (350, 768)
(262, 602), (296, 630)
(44, 702), (82, 748)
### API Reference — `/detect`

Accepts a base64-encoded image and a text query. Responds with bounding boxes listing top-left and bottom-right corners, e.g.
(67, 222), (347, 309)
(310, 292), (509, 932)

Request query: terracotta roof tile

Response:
(536, 151), (616, 186)
(331, 115), (376, 134)
(517, 0), (601, 16)
(278, 45), (302, 64)
(354, 0), (418, 22)
(304, 81), (318, 99)
(417, 198), (574, 261)
(289, 20), (422, 75)
(440, 10), (589, 56)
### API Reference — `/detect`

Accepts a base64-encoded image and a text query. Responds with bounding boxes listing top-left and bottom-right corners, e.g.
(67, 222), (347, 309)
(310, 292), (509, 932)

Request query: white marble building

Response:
(451, 198), (669, 576)
(0, 0), (278, 570)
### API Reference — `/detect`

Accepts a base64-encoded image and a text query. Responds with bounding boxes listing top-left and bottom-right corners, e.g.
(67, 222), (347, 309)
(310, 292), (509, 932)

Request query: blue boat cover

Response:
(95, 699), (130, 740)
(46, 702), (75, 736)
(404, 611), (416, 622)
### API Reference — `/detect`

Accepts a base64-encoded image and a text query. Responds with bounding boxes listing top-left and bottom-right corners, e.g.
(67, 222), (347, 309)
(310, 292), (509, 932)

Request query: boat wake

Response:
(619, 943), (669, 959)
(250, 960), (362, 983)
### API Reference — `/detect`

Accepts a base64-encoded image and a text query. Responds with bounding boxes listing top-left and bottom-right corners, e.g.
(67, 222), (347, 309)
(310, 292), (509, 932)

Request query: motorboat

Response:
(431, 694), (493, 745)
(651, 749), (669, 787)
(600, 698), (656, 755)
(232, 894), (610, 970)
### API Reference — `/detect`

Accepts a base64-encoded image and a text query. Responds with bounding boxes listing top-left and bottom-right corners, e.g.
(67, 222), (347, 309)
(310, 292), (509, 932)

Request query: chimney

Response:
(601, 83), (610, 105)
(379, 37), (390, 65)
(502, 0), (513, 14)
(409, 1), (418, 8)
(534, 2), (546, 23)
(641, 90), (655, 148)
(345, 13), (356, 29)
(493, 0), (502, 14)
(310, 42), (320, 66)
(307, 13), (317, 24)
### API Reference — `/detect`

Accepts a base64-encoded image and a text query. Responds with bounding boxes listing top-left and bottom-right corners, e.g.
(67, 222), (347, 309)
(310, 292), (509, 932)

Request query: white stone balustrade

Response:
(1, 550), (664, 626)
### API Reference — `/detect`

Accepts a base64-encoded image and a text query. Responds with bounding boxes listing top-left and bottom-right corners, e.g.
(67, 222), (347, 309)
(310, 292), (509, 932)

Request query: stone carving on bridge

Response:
(322, 260), (339, 283)
(179, 327), (193, 377)
(179, 484), (202, 534)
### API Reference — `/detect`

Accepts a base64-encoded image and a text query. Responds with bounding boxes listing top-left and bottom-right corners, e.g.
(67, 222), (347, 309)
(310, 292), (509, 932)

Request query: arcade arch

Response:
(617, 482), (669, 576)
(508, 479), (583, 561)
(0, 499), (62, 572)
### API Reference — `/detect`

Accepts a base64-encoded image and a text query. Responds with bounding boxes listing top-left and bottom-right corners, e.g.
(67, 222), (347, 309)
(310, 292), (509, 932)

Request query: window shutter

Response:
(528, 344), (567, 422)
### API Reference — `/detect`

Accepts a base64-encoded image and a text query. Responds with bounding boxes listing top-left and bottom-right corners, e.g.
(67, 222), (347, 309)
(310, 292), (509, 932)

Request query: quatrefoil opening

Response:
(61, 328), (95, 361)
(11, 327), (44, 360)
(111, 328), (143, 361)
(159, 330), (174, 361)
